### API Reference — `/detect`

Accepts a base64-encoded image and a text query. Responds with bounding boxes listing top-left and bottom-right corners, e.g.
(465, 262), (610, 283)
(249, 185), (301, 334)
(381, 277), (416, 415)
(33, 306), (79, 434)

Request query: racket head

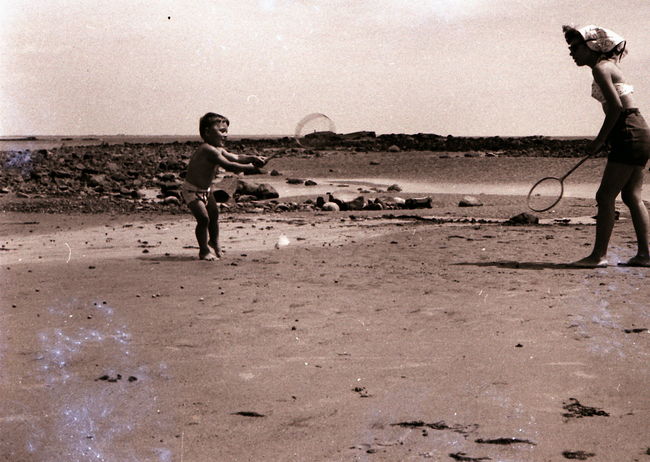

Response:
(527, 176), (564, 212)
(294, 113), (336, 148)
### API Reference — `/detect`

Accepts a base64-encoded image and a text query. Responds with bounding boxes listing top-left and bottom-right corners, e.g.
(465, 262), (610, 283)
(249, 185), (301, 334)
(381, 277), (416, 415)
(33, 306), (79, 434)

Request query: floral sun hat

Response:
(577, 25), (626, 53)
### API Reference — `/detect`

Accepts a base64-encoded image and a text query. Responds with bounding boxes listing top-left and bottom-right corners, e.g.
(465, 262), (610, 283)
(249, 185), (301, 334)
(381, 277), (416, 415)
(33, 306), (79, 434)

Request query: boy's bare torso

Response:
(185, 143), (223, 190)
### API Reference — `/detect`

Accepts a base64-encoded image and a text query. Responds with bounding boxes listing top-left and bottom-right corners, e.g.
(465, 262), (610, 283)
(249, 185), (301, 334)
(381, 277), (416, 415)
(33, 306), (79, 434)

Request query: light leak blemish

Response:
(27, 299), (171, 460)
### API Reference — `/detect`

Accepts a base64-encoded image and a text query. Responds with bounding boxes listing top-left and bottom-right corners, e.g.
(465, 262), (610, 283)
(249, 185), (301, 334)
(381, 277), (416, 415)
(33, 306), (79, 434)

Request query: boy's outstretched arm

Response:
(221, 150), (267, 167)
(210, 146), (265, 173)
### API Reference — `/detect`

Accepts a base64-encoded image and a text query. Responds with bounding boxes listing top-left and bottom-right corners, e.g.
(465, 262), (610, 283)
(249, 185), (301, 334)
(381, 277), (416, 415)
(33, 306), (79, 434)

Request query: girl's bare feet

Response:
(569, 256), (608, 268)
(619, 255), (650, 267)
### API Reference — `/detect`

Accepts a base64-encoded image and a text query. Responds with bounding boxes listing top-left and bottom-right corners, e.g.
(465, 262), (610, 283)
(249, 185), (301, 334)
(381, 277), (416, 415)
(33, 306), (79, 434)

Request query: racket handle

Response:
(561, 151), (596, 180)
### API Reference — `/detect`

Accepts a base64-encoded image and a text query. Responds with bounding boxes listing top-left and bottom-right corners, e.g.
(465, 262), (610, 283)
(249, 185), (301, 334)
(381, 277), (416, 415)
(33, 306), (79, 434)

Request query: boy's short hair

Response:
(199, 112), (230, 140)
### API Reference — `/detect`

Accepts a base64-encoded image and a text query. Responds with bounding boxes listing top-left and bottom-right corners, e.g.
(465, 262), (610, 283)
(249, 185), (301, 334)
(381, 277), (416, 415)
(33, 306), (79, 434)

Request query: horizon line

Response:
(0, 133), (593, 139)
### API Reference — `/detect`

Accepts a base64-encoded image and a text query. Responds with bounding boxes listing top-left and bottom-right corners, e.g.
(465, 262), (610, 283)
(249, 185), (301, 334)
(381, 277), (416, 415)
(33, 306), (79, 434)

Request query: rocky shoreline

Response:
(0, 134), (595, 214)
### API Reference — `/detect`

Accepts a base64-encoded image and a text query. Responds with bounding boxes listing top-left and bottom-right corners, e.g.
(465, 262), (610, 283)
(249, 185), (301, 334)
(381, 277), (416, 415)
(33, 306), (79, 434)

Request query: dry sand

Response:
(1, 153), (649, 462)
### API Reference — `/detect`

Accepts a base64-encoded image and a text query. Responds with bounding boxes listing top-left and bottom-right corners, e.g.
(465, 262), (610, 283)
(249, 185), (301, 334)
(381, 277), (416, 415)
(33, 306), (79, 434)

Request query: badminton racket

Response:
(294, 113), (336, 148)
(527, 152), (596, 212)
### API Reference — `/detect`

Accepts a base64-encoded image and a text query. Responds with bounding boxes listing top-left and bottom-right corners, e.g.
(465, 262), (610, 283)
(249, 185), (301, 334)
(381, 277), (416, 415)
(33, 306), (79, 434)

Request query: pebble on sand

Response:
(458, 196), (483, 207)
(321, 202), (340, 212)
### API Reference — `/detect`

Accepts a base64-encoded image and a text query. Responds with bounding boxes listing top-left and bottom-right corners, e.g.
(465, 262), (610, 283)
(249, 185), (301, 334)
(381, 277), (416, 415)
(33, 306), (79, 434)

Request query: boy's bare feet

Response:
(199, 250), (218, 261)
(208, 241), (223, 258)
(568, 256), (608, 268)
(619, 255), (650, 267)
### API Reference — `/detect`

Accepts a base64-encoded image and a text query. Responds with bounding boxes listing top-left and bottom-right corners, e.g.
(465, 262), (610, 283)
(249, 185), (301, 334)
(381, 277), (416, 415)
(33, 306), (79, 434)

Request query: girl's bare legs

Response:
(621, 166), (650, 265)
(206, 196), (222, 258)
(572, 162), (634, 267)
(188, 200), (217, 260)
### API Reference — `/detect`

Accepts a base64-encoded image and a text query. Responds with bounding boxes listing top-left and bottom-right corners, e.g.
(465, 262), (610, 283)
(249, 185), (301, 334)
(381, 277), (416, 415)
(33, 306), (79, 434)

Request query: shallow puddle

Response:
(147, 176), (649, 203)
(251, 177), (649, 202)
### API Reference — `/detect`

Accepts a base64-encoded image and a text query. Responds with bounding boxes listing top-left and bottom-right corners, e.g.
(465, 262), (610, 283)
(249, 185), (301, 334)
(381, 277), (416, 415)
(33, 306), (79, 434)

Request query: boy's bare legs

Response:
(188, 200), (217, 260)
(621, 166), (650, 265)
(572, 162), (634, 267)
(206, 196), (222, 258)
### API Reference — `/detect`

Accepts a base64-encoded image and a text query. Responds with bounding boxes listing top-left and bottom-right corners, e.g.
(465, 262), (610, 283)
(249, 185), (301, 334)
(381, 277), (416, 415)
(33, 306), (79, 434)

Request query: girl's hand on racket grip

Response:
(586, 138), (605, 156)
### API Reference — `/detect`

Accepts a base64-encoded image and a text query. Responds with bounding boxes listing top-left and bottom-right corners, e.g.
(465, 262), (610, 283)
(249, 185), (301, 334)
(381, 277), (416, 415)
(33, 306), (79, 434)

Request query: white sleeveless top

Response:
(591, 81), (634, 104)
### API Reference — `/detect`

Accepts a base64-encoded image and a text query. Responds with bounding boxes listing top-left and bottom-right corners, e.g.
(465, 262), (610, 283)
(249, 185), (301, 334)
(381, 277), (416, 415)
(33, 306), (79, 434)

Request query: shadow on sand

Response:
(453, 260), (593, 270)
(137, 254), (197, 262)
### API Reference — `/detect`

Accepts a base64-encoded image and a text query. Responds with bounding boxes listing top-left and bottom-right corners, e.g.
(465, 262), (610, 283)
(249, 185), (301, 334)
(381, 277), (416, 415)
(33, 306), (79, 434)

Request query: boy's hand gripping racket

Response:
(527, 152), (596, 212)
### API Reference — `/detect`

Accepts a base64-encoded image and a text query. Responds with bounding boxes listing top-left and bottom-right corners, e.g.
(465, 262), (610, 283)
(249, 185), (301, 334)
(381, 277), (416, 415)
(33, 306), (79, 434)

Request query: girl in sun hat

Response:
(563, 24), (650, 268)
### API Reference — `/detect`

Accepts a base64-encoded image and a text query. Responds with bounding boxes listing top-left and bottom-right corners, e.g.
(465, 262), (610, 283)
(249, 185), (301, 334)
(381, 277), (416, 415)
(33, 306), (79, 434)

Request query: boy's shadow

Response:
(137, 254), (196, 262)
(454, 260), (584, 270)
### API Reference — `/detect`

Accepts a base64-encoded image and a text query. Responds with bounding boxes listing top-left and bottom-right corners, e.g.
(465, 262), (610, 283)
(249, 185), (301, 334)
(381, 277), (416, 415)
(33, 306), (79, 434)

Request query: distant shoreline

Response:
(0, 133), (593, 155)
(0, 133), (592, 148)
(0, 134), (591, 140)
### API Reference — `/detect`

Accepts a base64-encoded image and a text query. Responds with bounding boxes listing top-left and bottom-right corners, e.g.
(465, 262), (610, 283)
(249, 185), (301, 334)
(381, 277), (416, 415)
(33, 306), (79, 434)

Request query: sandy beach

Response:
(1, 147), (649, 461)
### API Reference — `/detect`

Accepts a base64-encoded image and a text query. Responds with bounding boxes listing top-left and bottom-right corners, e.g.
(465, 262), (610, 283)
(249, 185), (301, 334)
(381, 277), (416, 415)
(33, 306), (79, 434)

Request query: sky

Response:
(1, 0), (650, 137)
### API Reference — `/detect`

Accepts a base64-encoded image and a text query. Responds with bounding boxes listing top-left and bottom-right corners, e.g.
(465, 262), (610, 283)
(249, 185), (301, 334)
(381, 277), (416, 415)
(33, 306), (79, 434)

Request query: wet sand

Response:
(1, 152), (649, 461)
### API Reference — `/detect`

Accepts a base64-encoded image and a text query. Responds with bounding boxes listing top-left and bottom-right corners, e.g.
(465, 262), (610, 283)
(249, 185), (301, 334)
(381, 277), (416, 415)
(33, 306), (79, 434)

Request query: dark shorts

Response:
(607, 108), (650, 167)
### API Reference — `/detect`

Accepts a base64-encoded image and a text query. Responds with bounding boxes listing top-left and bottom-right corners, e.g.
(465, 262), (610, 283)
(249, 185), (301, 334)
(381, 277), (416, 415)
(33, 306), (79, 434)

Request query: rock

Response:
(270, 169), (282, 176)
(256, 183), (279, 199)
(236, 180), (259, 196)
(341, 131), (376, 140)
(274, 203), (291, 212)
(365, 199), (384, 210)
(388, 145), (401, 152)
(286, 178), (304, 185)
(464, 152), (481, 157)
(322, 202), (340, 211)
(304, 180), (318, 186)
(459, 196), (483, 207)
(327, 194), (347, 211)
(162, 196), (181, 206)
(159, 180), (182, 194)
(505, 212), (539, 225)
(346, 196), (367, 211)
(387, 184), (402, 192)
(322, 202), (341, 212)
(405, 197), (433, 209)
(51, 170), (72, 178)
(84, 173), (108, 187)
(159, 172), (178, 182)
(162, 190), (181, 200)
(212, 176), (240, 202)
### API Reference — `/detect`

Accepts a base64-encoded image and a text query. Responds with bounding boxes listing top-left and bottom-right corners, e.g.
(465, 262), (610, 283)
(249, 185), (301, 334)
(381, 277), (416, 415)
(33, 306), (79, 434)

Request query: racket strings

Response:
(527, 177), (563, 212)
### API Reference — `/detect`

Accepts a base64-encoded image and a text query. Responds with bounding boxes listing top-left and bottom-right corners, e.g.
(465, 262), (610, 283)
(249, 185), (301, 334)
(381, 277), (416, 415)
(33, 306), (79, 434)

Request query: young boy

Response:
(181, 113), (266, 260)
